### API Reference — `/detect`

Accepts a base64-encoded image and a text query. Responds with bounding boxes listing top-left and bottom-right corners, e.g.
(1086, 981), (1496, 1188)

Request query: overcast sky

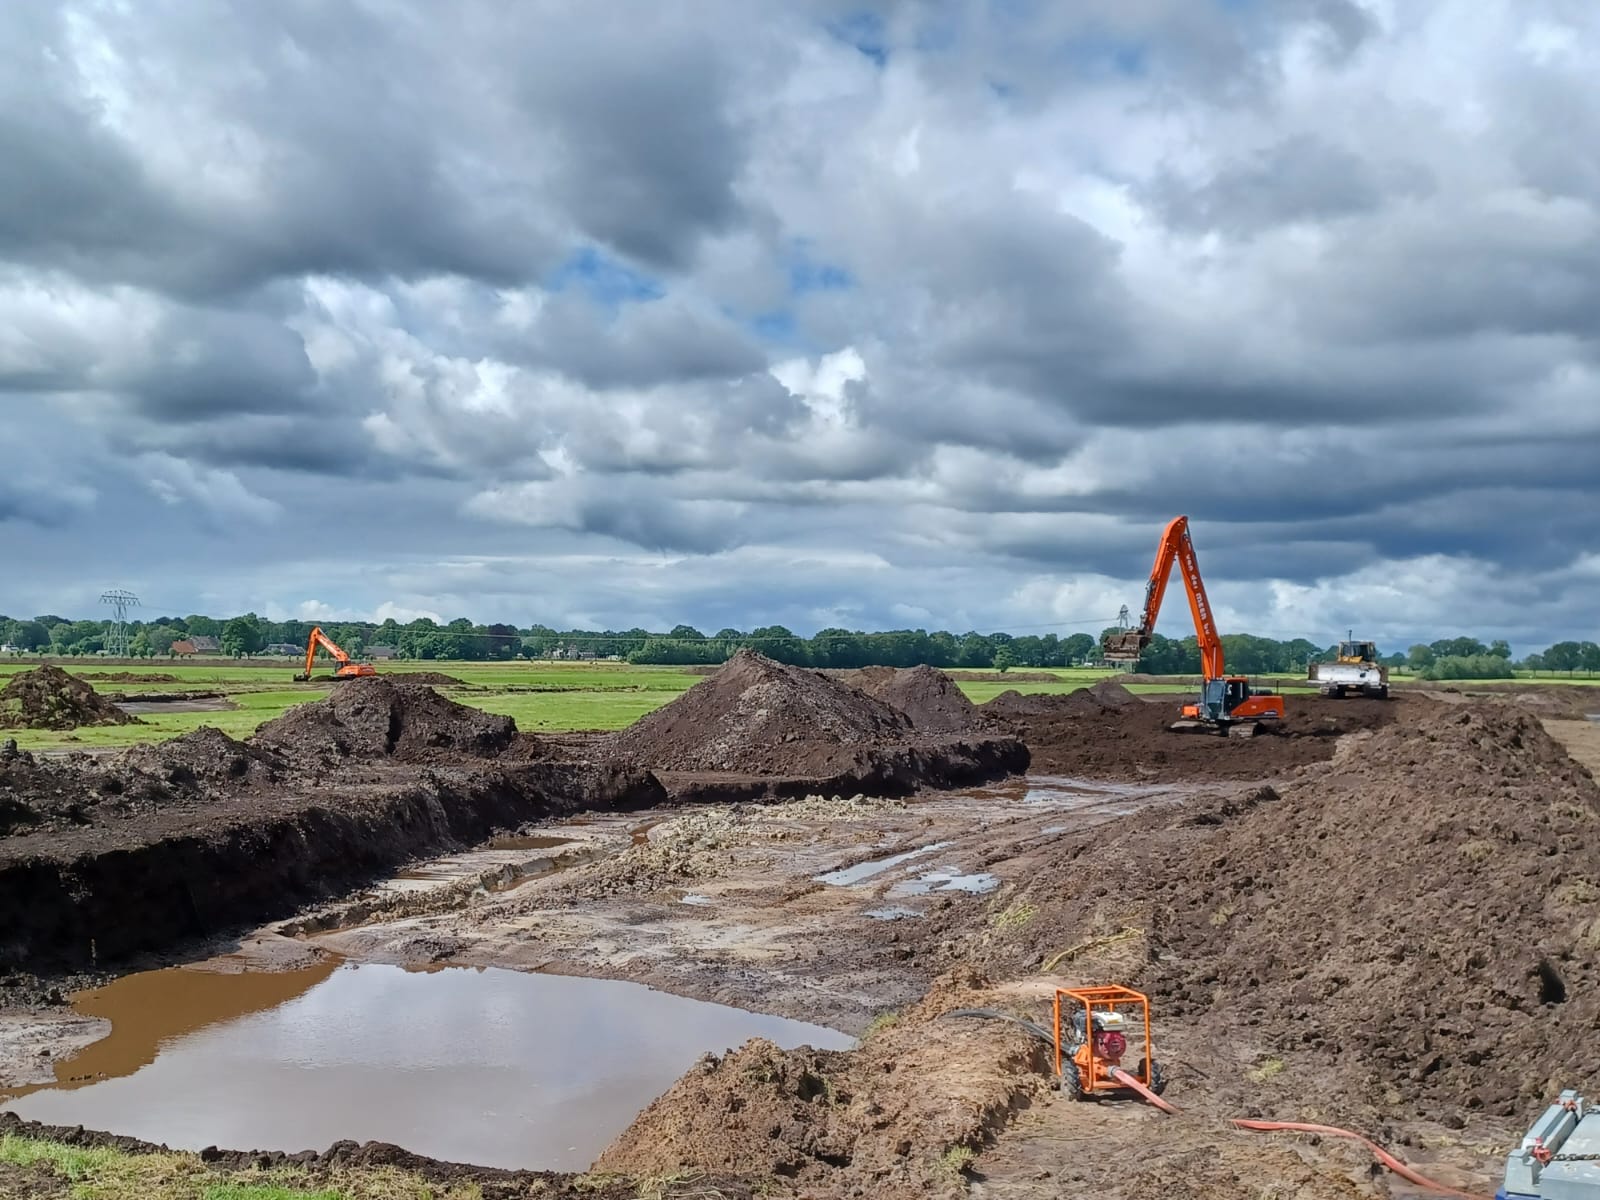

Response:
(3, 0), (1597, 651)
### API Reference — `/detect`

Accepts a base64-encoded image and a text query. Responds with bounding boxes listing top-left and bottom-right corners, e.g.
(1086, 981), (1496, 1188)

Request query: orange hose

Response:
(1230, 1119), (1495, 1200)
(1109, 1067), (1179, 1114)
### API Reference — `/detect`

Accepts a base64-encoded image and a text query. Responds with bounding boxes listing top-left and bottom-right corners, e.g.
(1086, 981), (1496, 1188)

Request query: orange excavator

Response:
(292, 626), (377, 682)
(1102, 515), (1285, 736)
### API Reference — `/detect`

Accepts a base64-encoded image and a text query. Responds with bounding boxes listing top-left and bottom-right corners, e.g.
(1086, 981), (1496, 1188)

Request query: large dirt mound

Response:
(598, 970), (1046, 1198)
(0, 666), (138, 731)
(982, 686), (1400, 781)
(606, 650), (913, 775)
(847, 665), (978, 733)
(975, 701), (1600, 1122)
(253, 679), (516, 765)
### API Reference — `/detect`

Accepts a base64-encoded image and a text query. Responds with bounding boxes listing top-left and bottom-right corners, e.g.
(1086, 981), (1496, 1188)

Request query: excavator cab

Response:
(1180, 676), (1283, 736)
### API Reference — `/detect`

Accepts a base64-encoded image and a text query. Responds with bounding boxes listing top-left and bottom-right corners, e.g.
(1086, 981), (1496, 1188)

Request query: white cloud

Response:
(138, 453), (280, 524)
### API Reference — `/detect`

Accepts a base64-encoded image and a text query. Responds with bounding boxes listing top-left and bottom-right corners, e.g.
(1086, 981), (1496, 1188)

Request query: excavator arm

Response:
(1102, 516), (1225, 677)
(293, 626), (375, 682)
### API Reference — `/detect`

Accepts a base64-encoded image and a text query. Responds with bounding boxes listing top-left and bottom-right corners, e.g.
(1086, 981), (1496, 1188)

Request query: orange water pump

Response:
(1053, 985), (1166, 1101)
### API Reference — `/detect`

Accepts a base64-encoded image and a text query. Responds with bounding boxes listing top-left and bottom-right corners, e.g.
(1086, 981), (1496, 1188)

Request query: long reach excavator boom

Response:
(293, 626), (377, 682)
(1102, 516), (1284, 735)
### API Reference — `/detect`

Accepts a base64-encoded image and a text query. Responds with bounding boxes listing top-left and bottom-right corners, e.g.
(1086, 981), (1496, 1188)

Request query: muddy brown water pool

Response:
(3, 962), (853, 1170)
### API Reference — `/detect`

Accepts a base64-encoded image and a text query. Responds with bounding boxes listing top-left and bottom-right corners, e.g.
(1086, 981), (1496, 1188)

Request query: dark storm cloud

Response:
(517, 15), (749, 272)
(513, 295), (769, 390)
(115, 310), (318, 419)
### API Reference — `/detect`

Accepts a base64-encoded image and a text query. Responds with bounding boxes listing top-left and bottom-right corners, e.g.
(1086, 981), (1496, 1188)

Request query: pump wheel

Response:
(1138, 1058), (1167, 1096)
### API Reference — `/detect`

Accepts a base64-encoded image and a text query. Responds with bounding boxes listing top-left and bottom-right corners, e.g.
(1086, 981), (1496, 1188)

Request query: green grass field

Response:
(0, 657), (1591, 752)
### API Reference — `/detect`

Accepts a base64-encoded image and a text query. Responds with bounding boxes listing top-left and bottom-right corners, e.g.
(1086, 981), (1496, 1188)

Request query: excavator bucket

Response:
(1101, 631), (1150, 662)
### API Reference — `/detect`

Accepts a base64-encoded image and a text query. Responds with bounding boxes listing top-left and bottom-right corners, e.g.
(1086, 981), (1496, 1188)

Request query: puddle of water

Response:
(1020, 775), (1180, 808)
(4, 962), (852, 1171)
(814, 841), (951, 887)
(486, 834), (574, 852)
(888, 869), (999, 897)
(864, 906), (921, 921)
(679, 893), (715, 907)
(116, 698), (238, 715)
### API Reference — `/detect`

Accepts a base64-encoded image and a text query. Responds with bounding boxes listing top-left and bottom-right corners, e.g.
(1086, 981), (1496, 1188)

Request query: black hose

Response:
(940, 1007), (1055, 1045)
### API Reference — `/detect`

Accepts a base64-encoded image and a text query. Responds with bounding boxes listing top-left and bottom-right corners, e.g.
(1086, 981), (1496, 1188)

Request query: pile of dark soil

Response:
(253, 679), (516, 765)
(0, 666), (139, 731)
(607, 650), (912, 775)
(972, 701), (1600, 1123)
(123, 726), (283, 790)
(81, 672), (180, 684)
(847, 665), (978, 733)
(983, 678), (1139, 720)
(981, 683), (1401, 781)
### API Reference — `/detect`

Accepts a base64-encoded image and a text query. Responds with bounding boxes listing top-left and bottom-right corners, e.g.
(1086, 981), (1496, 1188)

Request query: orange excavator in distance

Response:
(1101, 515), (1285, 737)
(292, 626), (377, 682)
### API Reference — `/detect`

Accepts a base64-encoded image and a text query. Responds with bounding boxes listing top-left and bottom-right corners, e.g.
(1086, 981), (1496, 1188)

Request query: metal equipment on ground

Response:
(1101, 515), (1286, 736)
(1499, 1089), (1600, 1200)
(1308, 633), (1389, 699)
(293, 626), (377, 682)
(1052, 985), (1167, 1104)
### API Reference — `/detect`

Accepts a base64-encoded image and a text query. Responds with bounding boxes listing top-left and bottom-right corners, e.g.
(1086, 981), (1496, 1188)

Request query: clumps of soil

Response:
(253, 678), (516, 765)
(0, 666), (139, 731)
(123, 726), (283, 791)
(597, 969), (1048, 1198)
(847, 665), (978, 733)
(607, 650), (912, 775)
(0, 745), (164, 835)
(973, 701), (1600, 1123)
(981, 684), (1400, 781)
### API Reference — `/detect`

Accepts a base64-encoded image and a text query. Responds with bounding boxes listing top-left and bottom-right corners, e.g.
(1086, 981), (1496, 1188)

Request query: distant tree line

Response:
(0, 613), (1595, 677)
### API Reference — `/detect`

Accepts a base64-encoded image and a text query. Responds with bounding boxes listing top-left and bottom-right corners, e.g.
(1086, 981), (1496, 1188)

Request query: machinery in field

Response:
(292, 626), (377, 682)
(1102, 515), (1286, 736)
(1308, 634), (1389, 699)
(1053, 985), (1167, 1103)
(1499, 1089), (1600, 1199)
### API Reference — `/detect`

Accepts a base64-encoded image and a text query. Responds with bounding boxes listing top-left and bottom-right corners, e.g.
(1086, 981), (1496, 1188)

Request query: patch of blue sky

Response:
(546, 246), (663, 308)
(748, 310), (798, 344)
(824, 10), (887, 65)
